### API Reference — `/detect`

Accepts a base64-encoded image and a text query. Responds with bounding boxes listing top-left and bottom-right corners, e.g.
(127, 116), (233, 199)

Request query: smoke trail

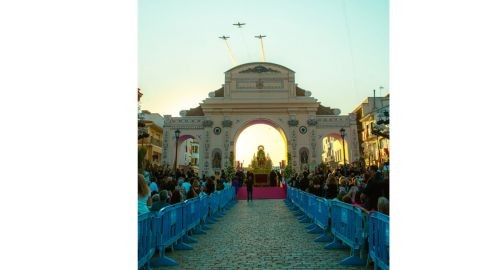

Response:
(224, 39), (237, 65)
(259, 38), (266, 62)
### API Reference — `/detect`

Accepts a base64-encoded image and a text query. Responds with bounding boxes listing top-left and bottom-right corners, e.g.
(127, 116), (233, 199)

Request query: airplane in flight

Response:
(255, 35), (266, 39)
(219, 36), (230, 40)
(233, 22), (245, 28)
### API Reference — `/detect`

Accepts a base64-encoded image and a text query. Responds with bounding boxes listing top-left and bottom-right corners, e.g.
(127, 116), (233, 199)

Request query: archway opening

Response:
(177, 134), (200, 169)
(235, 123), (287, 170)
(321, 132), (349, 170)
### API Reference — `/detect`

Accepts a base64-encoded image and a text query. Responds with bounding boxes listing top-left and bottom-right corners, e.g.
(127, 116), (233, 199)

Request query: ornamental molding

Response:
(222, 120), (233, 127)
(288, 119), (299, 127)
(203, 120), (213, 127)
(239, 65), (280, 74)
(307, 119), (318, 126)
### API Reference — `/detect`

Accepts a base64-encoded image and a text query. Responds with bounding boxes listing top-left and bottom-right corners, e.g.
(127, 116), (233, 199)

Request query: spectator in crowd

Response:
(309, 176), (322, 197)
(144, 169), (151, 184)
(377, 196), (389, 215)
(150, 194), (160, 205)
(150, 190), (169, 211)
(324, 174), (338, 199)
(360, 165), (382, 211)
(158, 177), (168, 192)
(182, 178), (191, 194)
(232, 175), (241, 195)
(246, 171), (254, 202)
(149, 177), (159, 194)
(206, 177), (215, 195)
(192, 179), (201, 194)
(186, 185), (198, 199)
(170, 189), (181, 205)
(342, 194), (352, 204)
(216, 178), (224, 191)
(198, 186), (207, 197)
(345, 177), (359, 204)
(165, 176), (175, 193)
(138, 174), (150, 215)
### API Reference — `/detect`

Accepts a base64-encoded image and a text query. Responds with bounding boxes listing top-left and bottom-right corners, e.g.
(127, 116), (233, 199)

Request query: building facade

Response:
(162, 62), (360, 176)
(352, 95), (390, 167)
(139, 111), (165, 166)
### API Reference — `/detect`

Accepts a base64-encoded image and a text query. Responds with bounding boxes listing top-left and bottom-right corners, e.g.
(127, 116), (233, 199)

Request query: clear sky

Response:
(139, 0), (389, 117)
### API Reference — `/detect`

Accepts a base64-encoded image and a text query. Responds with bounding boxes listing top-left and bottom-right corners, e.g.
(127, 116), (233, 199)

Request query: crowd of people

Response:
(138, 165), (236, 215)
(288, 162), (390, 216)
(138, 162), (390, 216)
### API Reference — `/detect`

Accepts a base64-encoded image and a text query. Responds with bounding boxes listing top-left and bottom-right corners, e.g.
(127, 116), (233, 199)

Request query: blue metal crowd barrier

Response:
(195, 194), (210, 233)
(368, 211), (389, 270)
(143, 186), (235, 269)
(181, 198), (199, 244)
(207, 192), (220, 223)
(138, 212), (155, 270)
(285, 187), (389, 268)
(325, 200), (366, 266)
(150, 203), (189, 267)
(307, 196), (332, 242)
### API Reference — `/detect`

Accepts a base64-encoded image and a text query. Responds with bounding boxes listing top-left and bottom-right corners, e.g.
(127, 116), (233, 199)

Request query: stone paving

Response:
(152, 199), (366, 270)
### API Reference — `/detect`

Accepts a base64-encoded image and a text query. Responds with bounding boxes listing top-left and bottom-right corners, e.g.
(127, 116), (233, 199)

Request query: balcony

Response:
(139, 137), (163, 147)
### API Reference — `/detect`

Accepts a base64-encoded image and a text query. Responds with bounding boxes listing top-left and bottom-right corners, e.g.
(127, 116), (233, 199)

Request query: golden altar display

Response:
(248, 145), (273, 186)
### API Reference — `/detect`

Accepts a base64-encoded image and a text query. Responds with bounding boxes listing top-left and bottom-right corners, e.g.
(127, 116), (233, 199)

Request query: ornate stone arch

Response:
(231, 118), (289, 168)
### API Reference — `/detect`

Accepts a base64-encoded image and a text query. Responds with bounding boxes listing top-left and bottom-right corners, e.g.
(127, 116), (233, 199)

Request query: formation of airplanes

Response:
(220, 22), (267, 40)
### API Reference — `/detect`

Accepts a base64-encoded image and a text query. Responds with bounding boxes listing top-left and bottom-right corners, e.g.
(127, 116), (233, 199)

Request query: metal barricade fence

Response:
(184, 197), (200, 232)
(143, 187), (236, 268)
(150, 203), (184, 267)
(368, 211), (389, 270)
(199, 194), (209, 222)
(328, 200), (366, 266)
(306, 194), (316, 220)
(314, 197), (330, 231)
(138, 212), (155, 269)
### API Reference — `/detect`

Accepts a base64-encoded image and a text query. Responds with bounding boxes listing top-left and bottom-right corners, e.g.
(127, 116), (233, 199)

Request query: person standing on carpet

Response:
(246, 171), (254, 202)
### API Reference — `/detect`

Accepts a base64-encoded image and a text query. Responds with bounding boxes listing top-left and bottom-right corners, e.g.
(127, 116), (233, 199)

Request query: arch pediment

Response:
(223, 62), (296, 100)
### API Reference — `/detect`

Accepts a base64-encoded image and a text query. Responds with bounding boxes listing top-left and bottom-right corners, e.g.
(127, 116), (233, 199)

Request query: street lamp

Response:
(340, 128), (346, 176)
(173, 129), (181, 172)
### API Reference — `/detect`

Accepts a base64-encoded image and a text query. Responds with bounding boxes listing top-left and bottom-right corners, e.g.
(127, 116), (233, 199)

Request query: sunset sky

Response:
(139, 0), (388, 165)
(139, 0), (389, 116)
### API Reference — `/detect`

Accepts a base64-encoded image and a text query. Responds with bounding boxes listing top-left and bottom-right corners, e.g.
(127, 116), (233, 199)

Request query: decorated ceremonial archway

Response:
(233, 118), (288, 170)
(162, 62), (360, 176)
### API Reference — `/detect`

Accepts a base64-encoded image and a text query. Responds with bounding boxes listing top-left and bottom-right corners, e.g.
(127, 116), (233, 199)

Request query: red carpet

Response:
(236, 186), (287, 200)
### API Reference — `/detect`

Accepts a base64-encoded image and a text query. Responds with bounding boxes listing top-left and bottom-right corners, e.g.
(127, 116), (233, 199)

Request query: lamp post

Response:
(173, 129), (181, 172)
(340, 128), (346, 176)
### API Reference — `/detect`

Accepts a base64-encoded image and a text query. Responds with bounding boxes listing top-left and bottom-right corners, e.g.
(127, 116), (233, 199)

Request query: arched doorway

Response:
(320, 132), (349, 170)
(177, 134), (200, 173)
(233, 119), (288, 171)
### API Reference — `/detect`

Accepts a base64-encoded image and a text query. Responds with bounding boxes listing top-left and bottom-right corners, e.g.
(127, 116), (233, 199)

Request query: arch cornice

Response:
(225, 62), (295, 74)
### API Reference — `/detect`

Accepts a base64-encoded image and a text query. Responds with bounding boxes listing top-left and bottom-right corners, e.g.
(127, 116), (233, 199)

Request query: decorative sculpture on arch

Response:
(299, 147), (309, 164)
(212, 150), (222, 169)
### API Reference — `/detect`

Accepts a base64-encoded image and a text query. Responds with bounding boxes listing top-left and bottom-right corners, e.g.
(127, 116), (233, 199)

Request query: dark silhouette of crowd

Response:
(288, 162), (389, 215)
(138, 164), (236, 215)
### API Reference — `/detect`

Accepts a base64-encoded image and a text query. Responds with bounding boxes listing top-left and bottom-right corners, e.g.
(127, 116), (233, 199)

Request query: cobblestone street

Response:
(153, 199), (366, 270)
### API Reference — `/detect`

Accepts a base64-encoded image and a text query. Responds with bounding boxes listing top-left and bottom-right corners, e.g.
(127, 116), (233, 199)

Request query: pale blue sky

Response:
(139, 0), (388, 116)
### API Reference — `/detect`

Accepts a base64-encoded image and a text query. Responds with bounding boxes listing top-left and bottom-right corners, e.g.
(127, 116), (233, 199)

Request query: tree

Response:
(284, 152), (295, 180)
(138, 146), (147, 174)
(225, 151), (236, 180)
